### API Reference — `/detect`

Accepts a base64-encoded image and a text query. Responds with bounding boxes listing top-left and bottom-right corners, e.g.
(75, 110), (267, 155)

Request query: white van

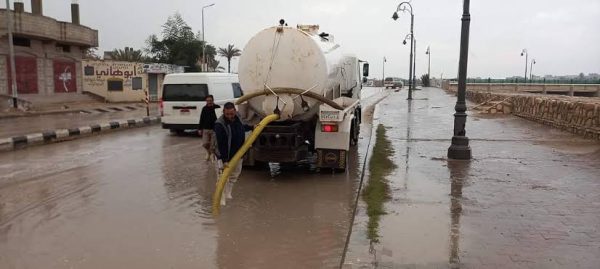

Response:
(160, 73), (243, 134)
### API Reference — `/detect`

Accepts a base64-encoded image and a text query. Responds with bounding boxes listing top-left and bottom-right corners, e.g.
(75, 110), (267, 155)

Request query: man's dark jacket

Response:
(198, 104), (221, 130)
(214, 115), (253, 162)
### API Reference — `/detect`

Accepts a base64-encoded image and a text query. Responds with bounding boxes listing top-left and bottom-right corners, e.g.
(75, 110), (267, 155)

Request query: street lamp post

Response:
(521, 49), (528, 83)
(447, 0), (472, 160)
(529, 59), (536, 81)
(202, 3), (215, 72)
(5, 0), (18, 108)
(392, 1), (414, 100)
(426, 45), (431, 80)
(402, 34), (414, 96)
(382, 56), (386, 88)
(413, 38), (417, 90)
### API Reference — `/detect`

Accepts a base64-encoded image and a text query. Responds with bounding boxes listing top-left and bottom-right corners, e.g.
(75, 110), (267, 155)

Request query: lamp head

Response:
(403, 39), (407, 45)
(520, 52), (524, 56)
(392, 12), (399, 21)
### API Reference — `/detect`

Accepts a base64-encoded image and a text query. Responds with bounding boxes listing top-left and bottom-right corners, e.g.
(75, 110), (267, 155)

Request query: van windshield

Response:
(163, 84), (209, 101)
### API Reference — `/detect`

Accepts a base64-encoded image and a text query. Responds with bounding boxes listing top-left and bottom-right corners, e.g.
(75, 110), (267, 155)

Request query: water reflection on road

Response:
(0, 88), (388, 269)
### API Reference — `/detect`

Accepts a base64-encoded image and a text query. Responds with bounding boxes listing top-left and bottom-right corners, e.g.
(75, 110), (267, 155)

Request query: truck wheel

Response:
(334, 153), (348, 173)
(350, 121), (359, 146)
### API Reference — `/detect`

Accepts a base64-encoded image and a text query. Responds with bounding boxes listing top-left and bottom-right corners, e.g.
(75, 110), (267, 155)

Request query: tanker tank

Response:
(238, 24), (345, 121)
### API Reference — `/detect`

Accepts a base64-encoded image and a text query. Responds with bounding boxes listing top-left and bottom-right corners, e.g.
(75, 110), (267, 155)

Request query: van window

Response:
(232, 83), (244, 98)
(384, 77), (393, 82)
(163, 84), (209, 101)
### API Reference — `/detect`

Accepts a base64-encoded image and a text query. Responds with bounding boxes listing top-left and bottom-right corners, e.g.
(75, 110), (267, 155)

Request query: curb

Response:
(0, 104), (146, 119)
(0, 116), (161, 152)
(0, 109), (88, 119)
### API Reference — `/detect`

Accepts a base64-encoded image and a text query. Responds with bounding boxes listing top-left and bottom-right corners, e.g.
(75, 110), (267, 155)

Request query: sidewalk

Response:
(0, 103), (159, 138)
(344, 88), (600, 268)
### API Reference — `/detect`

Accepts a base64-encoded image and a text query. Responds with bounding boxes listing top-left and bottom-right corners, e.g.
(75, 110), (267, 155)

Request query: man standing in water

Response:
(198, 95), (220, 161)
(214, 102), (254, 206)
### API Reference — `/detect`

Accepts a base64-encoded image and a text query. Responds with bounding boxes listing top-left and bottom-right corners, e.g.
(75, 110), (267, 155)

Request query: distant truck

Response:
(384, 77), (404, 89)
(238, 23), (369, 171)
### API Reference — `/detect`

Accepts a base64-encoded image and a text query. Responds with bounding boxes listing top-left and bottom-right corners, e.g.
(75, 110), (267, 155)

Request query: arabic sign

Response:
(143, 63), (185, 74)
(84, 61), (144, 79)
(53, 60), (77, 93)
(82, 61), (144, 91)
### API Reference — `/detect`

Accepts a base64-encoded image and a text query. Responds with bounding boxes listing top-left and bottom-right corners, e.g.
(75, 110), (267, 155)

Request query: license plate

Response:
(180, 110), (190, 115)
(320, 111), (339, 121)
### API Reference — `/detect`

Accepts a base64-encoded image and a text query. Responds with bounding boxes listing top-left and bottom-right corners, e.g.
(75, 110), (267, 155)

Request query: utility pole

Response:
(413, 38), (416, 90)
(201, 3), (215, 72)
(426, 46), (431, 80)
(529, 59), (536, 81)
(5, 0), (18, 108)
(382, 56), (386, 87)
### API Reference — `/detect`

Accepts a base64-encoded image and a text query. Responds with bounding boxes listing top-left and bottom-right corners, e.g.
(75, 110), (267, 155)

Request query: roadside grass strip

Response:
(362, 124), (397, 242)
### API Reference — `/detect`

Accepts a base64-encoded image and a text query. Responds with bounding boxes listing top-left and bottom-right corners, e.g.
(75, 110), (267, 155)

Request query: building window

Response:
(56, 44), (71, 53)
(13, 37), (31, 47)
(132, 77), (143, 90)
(84, 65), (95, 76)
(107, 79), (124, 91)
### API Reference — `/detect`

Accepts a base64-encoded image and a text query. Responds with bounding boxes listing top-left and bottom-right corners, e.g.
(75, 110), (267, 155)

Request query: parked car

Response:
(384, 77), (404, 89)
(160, 73), (242, 135)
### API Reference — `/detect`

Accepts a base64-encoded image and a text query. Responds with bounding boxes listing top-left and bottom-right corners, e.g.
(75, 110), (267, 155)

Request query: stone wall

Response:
(447, 82), (600, 97)
(460, 90), (600, 140)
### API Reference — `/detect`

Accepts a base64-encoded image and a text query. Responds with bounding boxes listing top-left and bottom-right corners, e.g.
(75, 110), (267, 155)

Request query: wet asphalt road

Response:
(0, 88), (387, 269)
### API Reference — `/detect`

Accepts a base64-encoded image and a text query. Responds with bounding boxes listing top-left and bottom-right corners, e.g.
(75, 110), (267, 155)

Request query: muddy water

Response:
(0, 88), (388, 269)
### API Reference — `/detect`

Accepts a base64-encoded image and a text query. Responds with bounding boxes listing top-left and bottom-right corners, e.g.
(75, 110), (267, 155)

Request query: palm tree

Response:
(209, 59), (225, 72)
(217, 44), (241, 73)
(111, 47), (144, 62)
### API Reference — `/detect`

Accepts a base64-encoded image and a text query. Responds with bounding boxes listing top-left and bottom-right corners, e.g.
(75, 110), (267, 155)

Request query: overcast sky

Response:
(10, 0), (600, 79)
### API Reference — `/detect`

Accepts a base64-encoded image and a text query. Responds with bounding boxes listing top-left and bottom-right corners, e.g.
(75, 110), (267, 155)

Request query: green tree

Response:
(218, 44), (242, 73)
(145, 13), (216, 71)
(420, 74), (431, 87)
(83, 47), (101, 60)
(111, 47), (144, 62)
(209, 60), (225, 72)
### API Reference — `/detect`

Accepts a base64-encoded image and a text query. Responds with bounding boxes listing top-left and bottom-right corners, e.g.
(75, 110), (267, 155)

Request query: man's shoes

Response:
(225, 182), (233, 199)
(220, 194), (227, 206)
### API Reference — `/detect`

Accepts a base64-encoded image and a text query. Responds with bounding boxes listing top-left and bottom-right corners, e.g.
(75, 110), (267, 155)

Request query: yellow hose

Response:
(212, 113), (280, 216)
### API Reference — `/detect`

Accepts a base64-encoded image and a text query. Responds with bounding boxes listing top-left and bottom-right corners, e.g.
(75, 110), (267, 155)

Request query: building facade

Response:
(0, 0), (98, 100)
(82, 61), (184, 102)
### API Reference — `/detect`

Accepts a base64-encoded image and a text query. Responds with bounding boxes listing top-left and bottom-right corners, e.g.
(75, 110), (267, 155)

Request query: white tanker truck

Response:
(238, 22), (369, 171)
